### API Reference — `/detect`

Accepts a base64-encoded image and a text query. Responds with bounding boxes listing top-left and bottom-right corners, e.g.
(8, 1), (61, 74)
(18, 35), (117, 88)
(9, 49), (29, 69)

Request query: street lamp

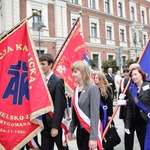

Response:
(33, 10), (46, 56)
(131, 22), (143, 61)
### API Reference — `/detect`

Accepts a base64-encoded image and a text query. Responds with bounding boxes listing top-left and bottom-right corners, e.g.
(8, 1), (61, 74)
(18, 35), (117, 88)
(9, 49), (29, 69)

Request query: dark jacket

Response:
(44, 73), (66, 129)
(125, 81), (150, 129)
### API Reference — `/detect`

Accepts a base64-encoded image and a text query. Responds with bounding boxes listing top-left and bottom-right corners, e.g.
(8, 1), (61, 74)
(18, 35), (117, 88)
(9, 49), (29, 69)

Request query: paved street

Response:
(55, 100), (140, 150)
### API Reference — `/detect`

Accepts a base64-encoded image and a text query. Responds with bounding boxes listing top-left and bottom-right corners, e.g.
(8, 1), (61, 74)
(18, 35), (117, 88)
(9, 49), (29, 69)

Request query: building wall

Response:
(0, 0), (150, 71)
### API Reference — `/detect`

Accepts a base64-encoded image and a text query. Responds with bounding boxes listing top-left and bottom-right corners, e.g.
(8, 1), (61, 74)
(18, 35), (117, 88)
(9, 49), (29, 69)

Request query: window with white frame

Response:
(129, 2), (137, 21)
(32, 9), (42, 29)
(71, 13), (78, 27)
(90, 18), (100, 43)
(104, 0), (113, 14)
(89, 0), (96, 9)
(71, 0), (78, 4)
(92, 54), (99, 69)
(120, 29), (125, 42)
(131, 7), (135, 21)
(91, 23), (97, 37)
(106, 26), (112, 40)
(105, 0), (110, 13)
(140, 6), (147, 24)
(108, 54), (114, 60)
(122, 56), (126, 67)
(117, 0), (126, 18)
(118, 2), (123, 17)
(143, 34), (147, 46)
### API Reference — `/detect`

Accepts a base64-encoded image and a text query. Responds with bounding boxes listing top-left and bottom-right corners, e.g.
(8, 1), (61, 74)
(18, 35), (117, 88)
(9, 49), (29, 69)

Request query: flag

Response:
(138, 37), (150, 79)
(52, 17), (90, 92)
(0, 20), (53, 150)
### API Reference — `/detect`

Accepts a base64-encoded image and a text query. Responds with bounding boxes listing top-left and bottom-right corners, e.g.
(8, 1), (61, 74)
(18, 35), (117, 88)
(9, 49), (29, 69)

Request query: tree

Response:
(102, 59), (119, 73)
(125, 59), (136, 68)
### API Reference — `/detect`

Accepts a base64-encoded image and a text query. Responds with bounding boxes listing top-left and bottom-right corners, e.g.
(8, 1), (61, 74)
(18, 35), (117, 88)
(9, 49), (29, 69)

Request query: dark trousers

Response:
(41, 117), (65, 150)
(125, 124), (146, 150)
(76, 125), (89, 150)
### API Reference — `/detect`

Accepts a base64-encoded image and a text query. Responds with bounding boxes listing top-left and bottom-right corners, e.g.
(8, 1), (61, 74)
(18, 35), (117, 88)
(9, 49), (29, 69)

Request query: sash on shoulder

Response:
(100, 101), (108, 131)
(132, 84), (150, 150)
(72, 86), (102, 150)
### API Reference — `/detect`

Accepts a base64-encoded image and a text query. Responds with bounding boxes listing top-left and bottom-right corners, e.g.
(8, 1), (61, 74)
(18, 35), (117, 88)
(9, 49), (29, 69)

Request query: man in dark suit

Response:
(39, 53), (66, 150)
(105, 68), (116, 98)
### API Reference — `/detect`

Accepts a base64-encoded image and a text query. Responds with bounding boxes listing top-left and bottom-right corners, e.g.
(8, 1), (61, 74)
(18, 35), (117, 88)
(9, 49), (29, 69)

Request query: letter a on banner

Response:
(0, 20), (53, 150)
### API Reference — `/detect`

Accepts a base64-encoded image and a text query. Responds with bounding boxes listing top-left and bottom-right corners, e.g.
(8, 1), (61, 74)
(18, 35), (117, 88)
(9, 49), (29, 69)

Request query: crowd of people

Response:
(20, 53), (150, 150)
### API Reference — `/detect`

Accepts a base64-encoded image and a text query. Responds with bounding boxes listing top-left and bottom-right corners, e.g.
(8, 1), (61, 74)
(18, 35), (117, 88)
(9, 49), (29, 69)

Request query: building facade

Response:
(0, 0), (150, 71)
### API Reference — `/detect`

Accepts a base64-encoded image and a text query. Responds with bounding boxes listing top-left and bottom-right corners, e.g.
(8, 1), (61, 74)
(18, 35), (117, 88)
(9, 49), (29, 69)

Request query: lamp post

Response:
(131, 22), (143, 61)
(36, 10), (46, 56)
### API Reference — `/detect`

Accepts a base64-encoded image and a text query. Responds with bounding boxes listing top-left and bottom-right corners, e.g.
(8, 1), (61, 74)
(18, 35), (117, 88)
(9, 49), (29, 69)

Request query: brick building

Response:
(0, 0), (150, 71)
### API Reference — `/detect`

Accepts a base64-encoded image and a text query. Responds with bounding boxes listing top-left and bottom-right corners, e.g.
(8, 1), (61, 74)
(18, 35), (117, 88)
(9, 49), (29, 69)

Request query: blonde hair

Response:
(95, 72), (110, 98)
(71, 60), (92, 84)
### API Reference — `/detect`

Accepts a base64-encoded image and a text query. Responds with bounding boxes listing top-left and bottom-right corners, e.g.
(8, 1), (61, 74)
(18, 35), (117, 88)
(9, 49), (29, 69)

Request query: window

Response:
(143, 34), (147, 46)
(89, 0), (96, 9)
(36, 49), (45, 57)
(131, 7), (135, 21)
(91, 23), (97, 37)
(141, 11), (145, 24)
(120, 29), (125, 42)
(118, 2), (123, 17)
(72, 0), (78, 4)
(106, 26), (112, 40)
(93, 54), (99, 69)
(122, 56), (126, 67)
(32, 9), (41, 29)
(108, 55), (114, 60)
(72, 18), (77, 26)
(105, 0), (110, 13)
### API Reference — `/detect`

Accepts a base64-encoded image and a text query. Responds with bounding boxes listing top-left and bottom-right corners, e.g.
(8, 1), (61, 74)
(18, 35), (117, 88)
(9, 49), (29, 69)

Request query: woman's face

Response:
(131, 69), (143, 84)
(94, 74), (100, 85)
(72, 69), (83, 83)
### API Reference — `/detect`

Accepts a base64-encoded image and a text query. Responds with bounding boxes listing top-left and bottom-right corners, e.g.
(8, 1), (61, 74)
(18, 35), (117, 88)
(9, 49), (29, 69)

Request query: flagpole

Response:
(102, 79), (131, 139)
(0, 10), (38, 41)
(53, 10), (83, 64)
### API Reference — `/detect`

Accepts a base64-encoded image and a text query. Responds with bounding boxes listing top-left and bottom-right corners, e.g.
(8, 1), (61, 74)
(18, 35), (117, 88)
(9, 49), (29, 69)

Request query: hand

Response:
(119, 93), (126, 100)
(125, 128), (130, 134)
(50, 128), (58, 137)
(88, 140), (97, 150)
(68, 132), (73, 141)
(117, 100), (126, 105)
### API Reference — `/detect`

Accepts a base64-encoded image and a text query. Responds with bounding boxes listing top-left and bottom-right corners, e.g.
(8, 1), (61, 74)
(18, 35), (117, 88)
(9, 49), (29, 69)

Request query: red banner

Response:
(0, 21), (53, 150)
(53, 18), (88, 92)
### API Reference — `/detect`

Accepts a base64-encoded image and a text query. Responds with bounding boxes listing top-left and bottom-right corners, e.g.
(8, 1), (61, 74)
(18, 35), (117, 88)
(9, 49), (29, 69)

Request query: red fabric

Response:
(72, 91), (103, 150)
(0, 21), (53, 149)
(53, 20), (88, 92)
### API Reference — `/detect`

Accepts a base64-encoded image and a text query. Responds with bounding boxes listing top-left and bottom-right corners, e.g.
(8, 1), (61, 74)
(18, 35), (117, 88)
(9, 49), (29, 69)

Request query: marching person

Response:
(39, 53), (66, 150)
(125, 66), (150, 150)
(119, 63), (140, 150)
(68, 60), (102, 150)
(94, 72), (114, 150)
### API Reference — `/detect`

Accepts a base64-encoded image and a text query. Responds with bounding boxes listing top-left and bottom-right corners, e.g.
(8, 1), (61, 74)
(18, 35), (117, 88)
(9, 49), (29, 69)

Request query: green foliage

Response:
(125, 59), (136, 68)
(90, 59), (96, 69)
(102, 59), (119, 73)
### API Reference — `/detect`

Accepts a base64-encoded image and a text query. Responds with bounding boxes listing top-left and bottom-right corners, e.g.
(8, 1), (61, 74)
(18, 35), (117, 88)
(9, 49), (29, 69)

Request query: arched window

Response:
(118, 2), (123, 17)
(105, 0), (110, 13)
(131, 6), (135, 21)
(141, 10), (145, 24)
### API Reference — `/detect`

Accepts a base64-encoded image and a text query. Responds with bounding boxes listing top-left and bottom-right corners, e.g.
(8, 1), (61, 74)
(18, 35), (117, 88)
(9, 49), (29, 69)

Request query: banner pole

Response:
(0, 10), (38, 41)
(53, 10), (83, 65)
(102, 79), (131, 139)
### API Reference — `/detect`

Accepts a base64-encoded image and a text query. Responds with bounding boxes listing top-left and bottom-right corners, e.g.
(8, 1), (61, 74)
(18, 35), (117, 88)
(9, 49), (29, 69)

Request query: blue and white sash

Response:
(100, 101), (108, 131)
(132, 84), (150, 150)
